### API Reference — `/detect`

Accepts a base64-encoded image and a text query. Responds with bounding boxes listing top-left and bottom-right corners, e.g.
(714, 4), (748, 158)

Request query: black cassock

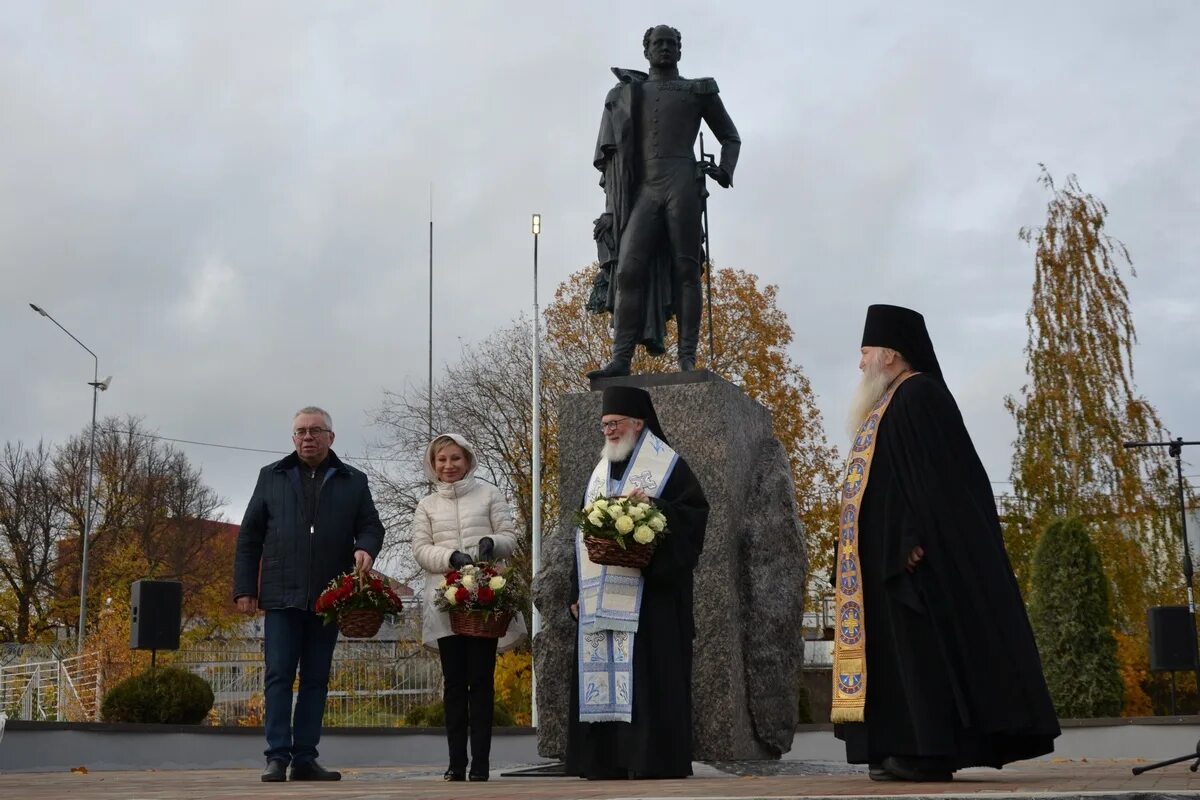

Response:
(836, 373), (1060, 769)
(565, 455), (709, 779)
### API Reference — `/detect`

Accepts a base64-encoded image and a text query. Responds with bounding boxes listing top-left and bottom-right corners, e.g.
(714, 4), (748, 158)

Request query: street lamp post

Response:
(30, 303), (109, 654)
(530, 213), (542, 728)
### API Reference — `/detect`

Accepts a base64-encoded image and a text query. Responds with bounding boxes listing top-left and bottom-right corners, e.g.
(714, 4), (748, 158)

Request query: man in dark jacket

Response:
(234, 406), (384, 782)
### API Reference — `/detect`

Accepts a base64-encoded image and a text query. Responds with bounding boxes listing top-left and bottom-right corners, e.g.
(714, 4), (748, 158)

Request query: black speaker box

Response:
(1148, 605), (1197, 672)
(129, 579), (182, 651)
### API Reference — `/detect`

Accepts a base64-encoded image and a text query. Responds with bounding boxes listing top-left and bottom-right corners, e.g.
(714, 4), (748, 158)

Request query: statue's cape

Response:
(590, 69), (692, 354)
(610, 67), (647, 83)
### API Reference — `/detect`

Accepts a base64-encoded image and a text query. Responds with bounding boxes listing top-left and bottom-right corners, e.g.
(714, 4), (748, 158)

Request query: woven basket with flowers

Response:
(434, 563), (519, 639)
(574, 496), (668, 568)
(315, 570), (405, 638)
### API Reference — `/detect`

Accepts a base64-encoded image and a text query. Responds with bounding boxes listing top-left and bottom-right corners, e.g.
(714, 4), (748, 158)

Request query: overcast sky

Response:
(3, 1), (1198, 525)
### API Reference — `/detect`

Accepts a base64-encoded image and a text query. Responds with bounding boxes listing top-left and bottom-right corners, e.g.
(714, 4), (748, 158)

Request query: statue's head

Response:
(643, 25), (682, 68)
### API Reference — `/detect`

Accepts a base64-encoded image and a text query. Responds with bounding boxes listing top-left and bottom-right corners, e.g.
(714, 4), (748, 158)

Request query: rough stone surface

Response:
(739, 435), (807, 755)
(532, 372), (807, 760)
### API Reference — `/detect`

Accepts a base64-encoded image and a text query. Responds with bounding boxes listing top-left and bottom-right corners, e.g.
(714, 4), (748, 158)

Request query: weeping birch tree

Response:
(1005, 167), (1179, 632)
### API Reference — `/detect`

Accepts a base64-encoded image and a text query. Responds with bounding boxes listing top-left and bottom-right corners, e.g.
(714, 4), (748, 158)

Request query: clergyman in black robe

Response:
(565, 385), (709, 779)
(834, 304), (1060, 782)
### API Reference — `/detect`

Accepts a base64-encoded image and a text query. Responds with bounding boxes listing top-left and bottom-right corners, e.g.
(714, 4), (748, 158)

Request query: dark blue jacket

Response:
(233, 450), (384, 610)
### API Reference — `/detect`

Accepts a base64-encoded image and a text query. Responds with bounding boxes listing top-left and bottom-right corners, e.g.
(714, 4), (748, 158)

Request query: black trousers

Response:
(437, 634), (499, 773)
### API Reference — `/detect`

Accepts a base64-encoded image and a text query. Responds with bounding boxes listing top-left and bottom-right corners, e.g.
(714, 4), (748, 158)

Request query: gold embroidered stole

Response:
(830, 371), (915, 723)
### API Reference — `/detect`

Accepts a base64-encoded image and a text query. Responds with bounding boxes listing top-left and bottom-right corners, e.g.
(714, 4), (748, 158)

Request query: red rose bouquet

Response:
(315, 570), (404, 638)
(432, 563), (519, 638)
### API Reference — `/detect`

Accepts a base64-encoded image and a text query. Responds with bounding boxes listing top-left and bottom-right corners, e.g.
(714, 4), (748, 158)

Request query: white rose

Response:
(583, 502), (594, 515)
(628, 506), (645, 521)
(637, 502), (650, 512)
(649, 516), (666, 532)
(444, 587), (459, 605)
(607, 505), (623, 520)
(633, 525), (655, 545)
(593, 498), (609, 510)
(461, 573), (477, 590)
(587, 511), (605, 527)
(489, 576), (506, 590)
(615, 515), (635, 534)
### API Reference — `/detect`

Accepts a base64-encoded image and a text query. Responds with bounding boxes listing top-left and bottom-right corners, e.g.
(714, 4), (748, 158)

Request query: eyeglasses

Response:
(600, 417), (631, 432)
(293, 427), (331, 438)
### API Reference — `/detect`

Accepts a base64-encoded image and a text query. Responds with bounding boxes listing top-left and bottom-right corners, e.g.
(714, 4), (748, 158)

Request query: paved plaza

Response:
(3, 759), (1200, 800)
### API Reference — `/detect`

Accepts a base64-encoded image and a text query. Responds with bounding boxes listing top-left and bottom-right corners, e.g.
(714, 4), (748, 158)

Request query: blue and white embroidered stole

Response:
(576, 430), (678, 723)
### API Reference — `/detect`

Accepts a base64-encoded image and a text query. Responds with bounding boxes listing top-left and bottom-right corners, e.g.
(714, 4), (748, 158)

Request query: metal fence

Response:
(175, 637), (444, 727)
(0, 651), (101, 722)
(1, 632), (443, 727)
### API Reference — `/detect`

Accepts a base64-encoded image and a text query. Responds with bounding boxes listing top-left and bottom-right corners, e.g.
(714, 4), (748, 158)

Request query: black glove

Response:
(477, 537), (495, 562)
(449, 550), (474, 569)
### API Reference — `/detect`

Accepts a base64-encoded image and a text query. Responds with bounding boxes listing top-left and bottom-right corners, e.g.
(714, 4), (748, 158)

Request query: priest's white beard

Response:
(602, 429), (640, 463)
(846, 362), (892, 439)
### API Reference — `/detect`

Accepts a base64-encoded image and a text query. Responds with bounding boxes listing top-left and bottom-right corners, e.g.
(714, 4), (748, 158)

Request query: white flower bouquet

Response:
(574, 496), (668, 568)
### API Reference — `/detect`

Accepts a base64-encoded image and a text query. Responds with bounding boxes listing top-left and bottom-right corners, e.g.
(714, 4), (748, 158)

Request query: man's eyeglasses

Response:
(600, 417), (630, 432)
(293, 427), (331, 438)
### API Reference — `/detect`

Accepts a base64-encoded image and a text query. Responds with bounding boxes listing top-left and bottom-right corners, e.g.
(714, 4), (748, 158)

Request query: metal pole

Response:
(530, 213), (542, 729)
(28, 304), (101, 655)
(80, 365), (98, 654)
(1174, 442), (1195, 613)
(428, 187), (434, 443)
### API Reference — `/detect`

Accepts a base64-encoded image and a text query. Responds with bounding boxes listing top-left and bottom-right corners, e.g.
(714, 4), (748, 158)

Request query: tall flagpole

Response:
(428, 185), (434, 443)
(530, 213), (542, 728)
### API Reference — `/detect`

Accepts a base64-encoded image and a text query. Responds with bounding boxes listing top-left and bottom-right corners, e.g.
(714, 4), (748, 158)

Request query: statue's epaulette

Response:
(692, 77), (719, 95)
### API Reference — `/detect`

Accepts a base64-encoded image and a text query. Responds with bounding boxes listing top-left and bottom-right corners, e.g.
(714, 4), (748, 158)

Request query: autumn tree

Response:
(0, 442), (66, 642)
(1005, 169), (1180, 634)
(38, 417), (236, 643)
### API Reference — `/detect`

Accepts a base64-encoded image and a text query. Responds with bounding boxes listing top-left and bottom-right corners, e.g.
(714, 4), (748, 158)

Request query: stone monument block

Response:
(532, 371), (807, 760)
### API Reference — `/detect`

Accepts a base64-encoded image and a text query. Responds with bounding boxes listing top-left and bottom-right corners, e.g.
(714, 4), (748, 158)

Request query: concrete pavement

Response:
(2, 758), (1199, 800)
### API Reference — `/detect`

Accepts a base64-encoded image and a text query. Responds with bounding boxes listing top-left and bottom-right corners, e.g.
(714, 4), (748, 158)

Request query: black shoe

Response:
(678, 357), (696, 372)
(261, 760), (288, 782)
(289, 760), (342, 781)
(880, 756), (952, 782)
(444, 768), (466, 781)
(587, 360), (631, 380)
(468, 772), (489, 781)
(868, 763), (898, 781)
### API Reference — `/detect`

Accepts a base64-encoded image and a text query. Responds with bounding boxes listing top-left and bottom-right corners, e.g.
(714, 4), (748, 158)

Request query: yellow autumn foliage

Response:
(1115, 630), (1153, 716)
(494, 649), (533, 726)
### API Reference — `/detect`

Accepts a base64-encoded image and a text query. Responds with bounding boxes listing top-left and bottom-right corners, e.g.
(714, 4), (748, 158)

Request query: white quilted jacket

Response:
(412, 434), (527, 649)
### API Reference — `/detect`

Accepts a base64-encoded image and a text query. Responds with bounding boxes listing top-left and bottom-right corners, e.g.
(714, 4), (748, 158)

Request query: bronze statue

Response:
(586, 25), (741, 379)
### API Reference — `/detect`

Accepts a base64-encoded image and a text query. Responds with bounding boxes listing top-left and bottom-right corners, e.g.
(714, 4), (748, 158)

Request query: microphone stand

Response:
(1125, 437), (1200, 775)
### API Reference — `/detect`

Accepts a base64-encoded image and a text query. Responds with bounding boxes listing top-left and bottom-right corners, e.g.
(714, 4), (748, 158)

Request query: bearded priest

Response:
(832, 304), (1059, 782)
(564, 385), (710, 779)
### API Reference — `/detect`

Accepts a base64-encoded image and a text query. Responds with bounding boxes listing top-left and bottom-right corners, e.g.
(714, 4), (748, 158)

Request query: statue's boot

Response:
(587, 285), (642, 380)
(676, 276), (703, 372)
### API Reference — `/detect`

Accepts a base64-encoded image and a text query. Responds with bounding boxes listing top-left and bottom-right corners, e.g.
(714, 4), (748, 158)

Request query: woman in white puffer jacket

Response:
(412, 433), (526, 782)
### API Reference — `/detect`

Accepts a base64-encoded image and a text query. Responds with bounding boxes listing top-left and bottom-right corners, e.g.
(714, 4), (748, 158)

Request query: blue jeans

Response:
(263, 608), (339, 764)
